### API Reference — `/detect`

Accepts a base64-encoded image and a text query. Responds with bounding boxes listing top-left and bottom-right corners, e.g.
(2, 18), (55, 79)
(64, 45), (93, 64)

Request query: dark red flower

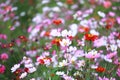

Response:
(14, 69), (22, 75)
(39, 59), (45, 65)
(8, 42), (14, 47)
(18, 35), (28, 42)
(1, 44), (8, 48)
(24, 68), (29, 73)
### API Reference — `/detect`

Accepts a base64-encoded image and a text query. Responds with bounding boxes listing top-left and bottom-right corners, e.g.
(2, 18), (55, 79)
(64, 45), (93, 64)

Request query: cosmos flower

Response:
(0, 53), (9, 60)
(84, 33), (98, 41)
(19, 72), (27, 79)
(85, 49), (100, 59)
(60, 38), (72, 47)
(11, 64), (20, 73)
(0, 65), (6, 74)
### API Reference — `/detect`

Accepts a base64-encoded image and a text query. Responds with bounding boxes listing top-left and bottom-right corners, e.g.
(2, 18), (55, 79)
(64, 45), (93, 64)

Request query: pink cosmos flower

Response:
(93, 37), (107, 48)
(0, 65), (6, 74)
(0, 34), (7, 40)
(85, 49), (100, 59)
(62, 74), (74, 80)
(98, 76), (116, 80)
(0, 53), (9, 60)
(27, 26), (33, 33)
(116, 17), (120, 24)
(117, 67), (120, 77)
(103, 1), (112, 9)
(106, 51), (117, 59)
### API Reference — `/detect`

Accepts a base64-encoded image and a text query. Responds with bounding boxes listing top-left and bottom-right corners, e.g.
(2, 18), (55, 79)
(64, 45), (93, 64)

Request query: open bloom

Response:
(58, 60), (68, 67)
(93, 37), (107, 48)
(103, 1), (112, 9)
(0, 53), (9, 60)
(85, 49), (100, 59)
(60, 39), (71, 47)
(19, 72), (27, 79)
(0, 65), (6, 74)
(11, 64), (20, 72)
(84, 33), (98, 41)
(95, 66), (105, 73)
(53, 19), (62, 25)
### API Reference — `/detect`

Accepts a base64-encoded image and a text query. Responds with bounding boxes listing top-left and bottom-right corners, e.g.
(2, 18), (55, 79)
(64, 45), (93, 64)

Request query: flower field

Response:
(0, 0), (120, 80)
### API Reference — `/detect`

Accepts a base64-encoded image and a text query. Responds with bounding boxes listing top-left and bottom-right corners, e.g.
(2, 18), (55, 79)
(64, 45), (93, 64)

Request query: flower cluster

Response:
(0, 0), (120, 80)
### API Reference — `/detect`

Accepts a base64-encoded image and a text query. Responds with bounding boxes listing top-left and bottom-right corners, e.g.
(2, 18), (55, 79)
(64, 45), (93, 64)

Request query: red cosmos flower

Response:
(44, 31), (50, 37)
(39, 59), (45, 65)
(38, 57), (52, 65)
(66, 0), (74, 4)
(106, 18), (115, 29)
(51, 38), (61, 46)
(8, 42), (14, 47)
(4, 6), (12, 12)
(18, 35), (26, 39)
(95, 66), (105, 73)
(53, 19), (62, 25)
(117, 33), (120, 39)
(85, 33), (98, 41)
(1, 44), (8, 48)
(89, 0), (96, 5)
(14, 69), (22, 75)
(18, 35), (28, 42)
(24, 68), (29, 73)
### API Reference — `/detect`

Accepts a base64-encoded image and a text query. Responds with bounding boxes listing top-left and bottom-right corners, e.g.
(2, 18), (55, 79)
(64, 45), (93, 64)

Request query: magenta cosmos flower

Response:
(0, 65), (6, 74)
(0, 53), (9, 60)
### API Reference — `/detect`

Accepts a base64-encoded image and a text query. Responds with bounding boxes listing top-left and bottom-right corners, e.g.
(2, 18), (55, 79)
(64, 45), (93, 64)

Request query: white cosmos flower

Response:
(60, 39), (71, 47)
(109, 44), (118, 51)
(58, 60), (68, 67)
(80, 19), (88, 27)
(19, 72), (27, 79)
(25, 63), (34, 68)
(90, 29), (99, 35)
(56, 71), (65, 76)
(61, 29), (72, 37)
(67, 46), (77, 53)
(91, 65), (98, 69)
(98, 11), (106, 18)
(30, 78), (36, 80)
(101, 55), (112, 63)
(28, 67), (36, 73)
(69, 24), (78, 36)
(50, 29), (61, 37)
(52, 7), (61, 12)
(11, 64), (20, 72)
(117, 39), (120, 48)
(32, 14), (42, 24)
